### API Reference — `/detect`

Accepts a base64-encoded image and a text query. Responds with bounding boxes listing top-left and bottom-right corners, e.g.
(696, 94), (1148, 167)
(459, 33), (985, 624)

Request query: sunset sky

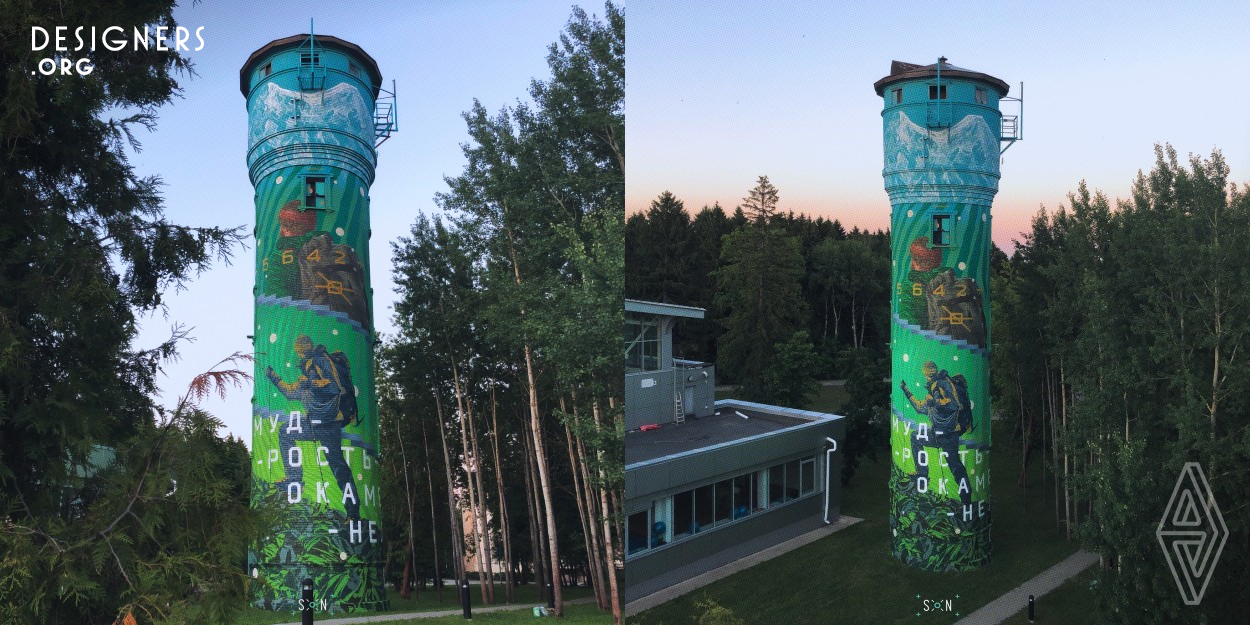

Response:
(626, 1), (1250, 251)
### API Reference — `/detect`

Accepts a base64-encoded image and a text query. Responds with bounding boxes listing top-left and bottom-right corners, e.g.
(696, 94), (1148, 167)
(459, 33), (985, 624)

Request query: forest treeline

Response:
(626, 146), (1250, 623)
(626, 181), (893, 383)
(997, 146), (1249, 623)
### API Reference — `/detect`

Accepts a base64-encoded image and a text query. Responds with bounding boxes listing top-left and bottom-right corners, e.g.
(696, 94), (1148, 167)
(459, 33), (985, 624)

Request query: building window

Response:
(752, 470), (765, 510)
(932, 214), (952, 247)
(892, 88), (902, 104)
(630, 456), (820, 558)
(625, 321), (660, 372)
(304, 176), (327, 209)
(768, 459), (807, 505)
(928, 84), (947, 100)
(301, 52), (321, 66)
(768, 464), (785, 506)
(260, 62), (271, 79)
(349, 61), (362, 78)
(785, 460), (800, 500)
(627, 510), (649, 555)
(714, 478), (733, 526)
(694, 484), (714, 533)
(975, 87), (987, 105)
(651, 499), (670, 548)
(733, 474), (752, 519)
(673, 490), (693, 539)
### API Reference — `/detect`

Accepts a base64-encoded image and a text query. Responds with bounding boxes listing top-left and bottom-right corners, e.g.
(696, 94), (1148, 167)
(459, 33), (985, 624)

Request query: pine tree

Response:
(714, 178), (808, 401)
(740, 175), (781, 224)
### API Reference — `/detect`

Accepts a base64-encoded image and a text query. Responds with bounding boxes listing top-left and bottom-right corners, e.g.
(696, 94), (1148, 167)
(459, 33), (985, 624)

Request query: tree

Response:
(807, 238), (887, 352)
(627, 191), (691, 303)
(680, 203), (734, 361)
(998, 146), (1250, 624)
(0, 1), (251, 622)
(741, 175), (780, 223)
(838, 350), (888, 484)
(714, 178), (808, 400)
(0, 355), (271, 625)
(761, 331), (820, 408)
(400, 3), (624, 620)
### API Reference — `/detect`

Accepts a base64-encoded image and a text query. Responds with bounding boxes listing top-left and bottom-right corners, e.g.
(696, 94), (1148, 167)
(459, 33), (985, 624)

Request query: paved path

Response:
(623, 515), (863, 617)
(273, 597), (596, 625)
(954, 550), (1098, 625)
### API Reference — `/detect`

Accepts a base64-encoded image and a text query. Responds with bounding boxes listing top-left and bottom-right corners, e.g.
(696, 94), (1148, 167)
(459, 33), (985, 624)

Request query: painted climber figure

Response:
(266, 334), (360, 519)
(900, 360), (972, 505)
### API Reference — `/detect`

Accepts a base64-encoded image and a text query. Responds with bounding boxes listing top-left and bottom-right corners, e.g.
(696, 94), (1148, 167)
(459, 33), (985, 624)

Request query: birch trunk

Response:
(505, 224), (563, 615)
(450, 360), (493, 604)
(466, 388), (497, 603)
(521, 422), (549, 601)
(592, 400), (623, 625)
(396, 421), (417, 600)
(420, 421), (444, 601)
(1061, 363), (1071, 541)
(433, 388), (466, 583)
(489, 387), (516, 603)
(562, 398), (605, 609)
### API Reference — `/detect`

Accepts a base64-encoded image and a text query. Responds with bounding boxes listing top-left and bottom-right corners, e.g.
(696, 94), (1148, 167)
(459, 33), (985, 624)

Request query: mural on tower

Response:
(877, 59), (1011, 572)
(242, 33), (394, 612)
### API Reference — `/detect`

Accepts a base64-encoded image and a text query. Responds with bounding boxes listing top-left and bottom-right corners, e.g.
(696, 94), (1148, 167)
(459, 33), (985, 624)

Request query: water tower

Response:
(876, 58), (1019, 571)
(241, 30), (396, 610)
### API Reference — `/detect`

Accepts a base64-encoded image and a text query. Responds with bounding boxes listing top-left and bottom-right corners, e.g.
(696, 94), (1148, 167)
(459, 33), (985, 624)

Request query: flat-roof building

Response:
(623, 300), (845, 604)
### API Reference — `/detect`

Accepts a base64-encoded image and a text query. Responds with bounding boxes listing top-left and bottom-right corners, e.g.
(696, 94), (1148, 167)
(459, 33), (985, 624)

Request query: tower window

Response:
(301, 52), (321, 66)
(975, 87), (987, 104)
(349, 61), (362, 78)
(260, 63), (271, 78)
(932, 214), (952, 247)
(892, 88), (902, 104)
(305, 176), (326, 209)
(928, 84), (947, 100)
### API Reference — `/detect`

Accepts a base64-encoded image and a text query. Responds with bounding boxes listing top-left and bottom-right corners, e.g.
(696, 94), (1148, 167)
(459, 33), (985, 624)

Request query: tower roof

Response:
(873, 58), (1009, 96)
(240, 34), (383, 98)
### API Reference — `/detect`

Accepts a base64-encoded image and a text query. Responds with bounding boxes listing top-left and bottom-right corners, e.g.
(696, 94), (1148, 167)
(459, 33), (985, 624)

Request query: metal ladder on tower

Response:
(674, 391), (685, 424)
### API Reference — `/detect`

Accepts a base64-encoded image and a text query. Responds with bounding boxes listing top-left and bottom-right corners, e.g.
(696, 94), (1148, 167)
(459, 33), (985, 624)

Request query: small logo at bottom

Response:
(1157, 462), (1227, 605)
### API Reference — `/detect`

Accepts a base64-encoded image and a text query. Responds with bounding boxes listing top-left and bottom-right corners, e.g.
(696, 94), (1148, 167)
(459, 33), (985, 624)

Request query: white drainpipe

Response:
(824, 437), (838, 524)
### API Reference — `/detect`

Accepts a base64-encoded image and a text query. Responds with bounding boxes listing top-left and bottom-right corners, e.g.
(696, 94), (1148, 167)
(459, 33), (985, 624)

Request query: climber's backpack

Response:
(950, 372), (973, 434)
(328, 350), (359, 426)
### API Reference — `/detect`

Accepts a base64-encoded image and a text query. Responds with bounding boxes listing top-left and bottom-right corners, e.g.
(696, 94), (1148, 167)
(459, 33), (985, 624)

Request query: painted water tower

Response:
(241, 31), (396, 610)
(876, 58), (1019, 571)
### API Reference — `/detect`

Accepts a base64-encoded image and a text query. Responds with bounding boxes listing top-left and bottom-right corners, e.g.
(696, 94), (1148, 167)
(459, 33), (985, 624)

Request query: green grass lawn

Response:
(632, 420), (1078, 625)
(809, 383), (850, 414)
(716, 381), (850, 414)
(236, 584), (599, 625)
(1000, 568), (1099, 625)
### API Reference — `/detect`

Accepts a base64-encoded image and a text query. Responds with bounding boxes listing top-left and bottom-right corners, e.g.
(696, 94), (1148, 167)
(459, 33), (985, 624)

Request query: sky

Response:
(626, 0), (1250, 250)
(127, 1), (607, 444)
